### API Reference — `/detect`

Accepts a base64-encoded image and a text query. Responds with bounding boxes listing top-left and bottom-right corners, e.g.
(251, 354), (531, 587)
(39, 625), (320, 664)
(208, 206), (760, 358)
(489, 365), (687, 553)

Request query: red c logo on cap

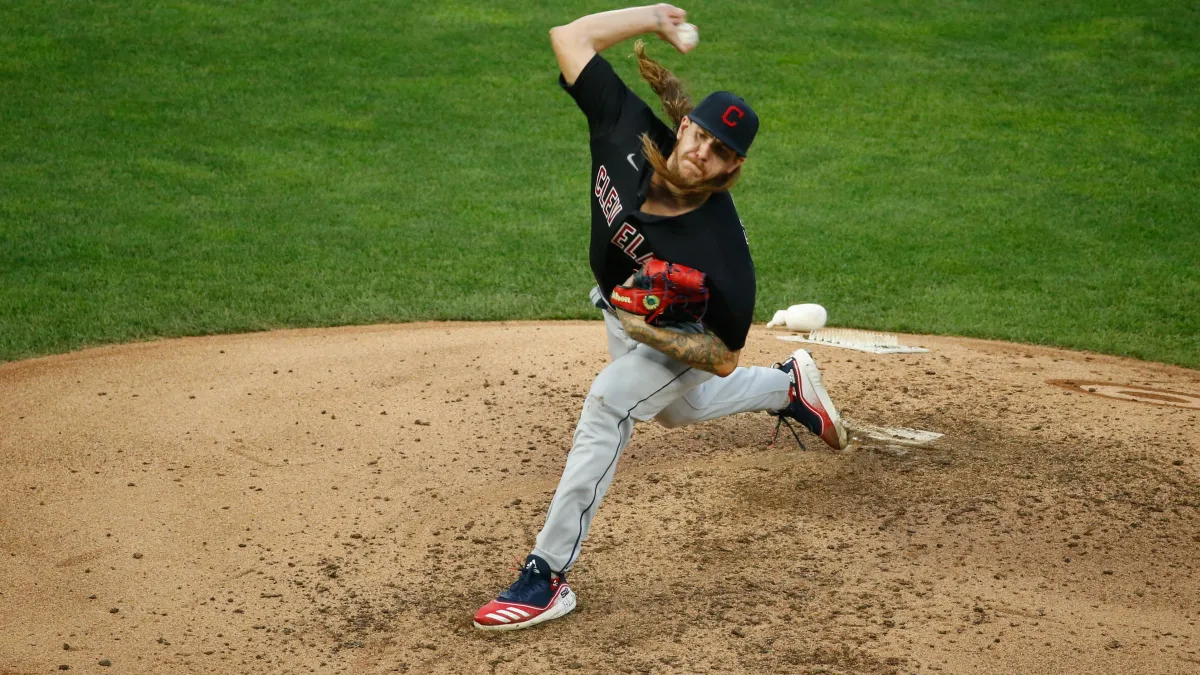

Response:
(722, 105), (744, 127)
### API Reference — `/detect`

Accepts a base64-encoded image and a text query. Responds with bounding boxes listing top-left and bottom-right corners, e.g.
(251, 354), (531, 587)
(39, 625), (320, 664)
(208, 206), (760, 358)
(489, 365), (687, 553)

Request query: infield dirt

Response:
(1, 322), (1197, 674)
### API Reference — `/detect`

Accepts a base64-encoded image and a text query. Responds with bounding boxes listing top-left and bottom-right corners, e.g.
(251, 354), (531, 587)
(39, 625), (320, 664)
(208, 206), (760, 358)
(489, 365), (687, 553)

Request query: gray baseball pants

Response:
(531, 290), (792, 573)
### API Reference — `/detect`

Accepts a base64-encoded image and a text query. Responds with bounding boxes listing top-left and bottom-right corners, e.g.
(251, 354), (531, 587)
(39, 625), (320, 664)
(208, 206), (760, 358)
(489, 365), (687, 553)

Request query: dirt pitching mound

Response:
(1, 322), (1198, 674)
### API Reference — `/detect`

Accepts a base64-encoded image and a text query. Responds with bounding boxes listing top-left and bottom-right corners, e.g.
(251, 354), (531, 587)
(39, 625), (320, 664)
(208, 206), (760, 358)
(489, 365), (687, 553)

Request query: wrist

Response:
(614, 308), (649, 338)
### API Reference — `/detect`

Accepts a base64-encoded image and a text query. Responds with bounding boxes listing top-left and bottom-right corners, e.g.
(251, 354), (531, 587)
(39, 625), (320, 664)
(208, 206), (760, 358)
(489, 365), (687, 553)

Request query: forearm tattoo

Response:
(617, 311), (735, 374)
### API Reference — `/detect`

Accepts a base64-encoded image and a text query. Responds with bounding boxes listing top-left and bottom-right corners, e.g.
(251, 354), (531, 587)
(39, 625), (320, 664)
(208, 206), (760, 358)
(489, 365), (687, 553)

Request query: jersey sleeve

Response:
(558, 54), (634, 135)
(704, 276), (755, 352)
(699, 202), (756, 352)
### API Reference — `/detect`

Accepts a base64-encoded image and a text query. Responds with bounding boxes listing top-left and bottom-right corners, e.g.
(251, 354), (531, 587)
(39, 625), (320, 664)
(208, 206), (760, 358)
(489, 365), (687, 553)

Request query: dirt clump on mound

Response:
(1, 322), (1197, 674)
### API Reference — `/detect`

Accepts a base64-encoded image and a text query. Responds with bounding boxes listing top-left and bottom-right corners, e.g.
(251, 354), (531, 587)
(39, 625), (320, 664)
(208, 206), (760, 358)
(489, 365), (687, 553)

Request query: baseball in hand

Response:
(677, 22), (699, 49)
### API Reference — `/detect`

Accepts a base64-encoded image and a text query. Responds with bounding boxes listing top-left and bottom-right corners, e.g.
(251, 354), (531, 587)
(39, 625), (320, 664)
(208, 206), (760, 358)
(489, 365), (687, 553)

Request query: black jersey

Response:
(559, 55), (757, 351)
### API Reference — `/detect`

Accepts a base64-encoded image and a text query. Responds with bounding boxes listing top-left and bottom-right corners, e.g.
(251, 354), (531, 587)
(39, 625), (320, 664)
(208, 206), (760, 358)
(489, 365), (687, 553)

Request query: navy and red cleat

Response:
(473, 554), (577, 631)
(770, 349), (849, 451)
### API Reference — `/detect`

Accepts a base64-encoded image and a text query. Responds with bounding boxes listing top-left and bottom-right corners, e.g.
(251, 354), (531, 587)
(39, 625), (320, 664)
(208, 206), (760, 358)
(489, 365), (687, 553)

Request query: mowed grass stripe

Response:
(1, 0), (1197, 366)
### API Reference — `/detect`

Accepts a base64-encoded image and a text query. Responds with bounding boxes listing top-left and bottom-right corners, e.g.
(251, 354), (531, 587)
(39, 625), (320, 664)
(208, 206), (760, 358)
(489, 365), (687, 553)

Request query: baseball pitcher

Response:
(474, 3), (848, 631)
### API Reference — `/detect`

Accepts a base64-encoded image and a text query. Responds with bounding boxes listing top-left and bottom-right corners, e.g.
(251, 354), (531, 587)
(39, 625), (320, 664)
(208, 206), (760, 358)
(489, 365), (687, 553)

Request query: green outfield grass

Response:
(2, 0), (1197, 366)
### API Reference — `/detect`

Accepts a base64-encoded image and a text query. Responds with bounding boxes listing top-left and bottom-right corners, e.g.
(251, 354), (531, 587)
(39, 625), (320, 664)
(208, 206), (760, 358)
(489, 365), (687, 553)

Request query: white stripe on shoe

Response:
(474, 586), (579, 631)
(496, 609), (523, 620)
(507, 607), (531, 618)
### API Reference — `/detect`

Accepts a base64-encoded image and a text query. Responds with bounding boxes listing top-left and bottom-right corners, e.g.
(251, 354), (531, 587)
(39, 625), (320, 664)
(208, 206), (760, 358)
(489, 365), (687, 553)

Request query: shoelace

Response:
(768, 416), (807, 451)
(767, 359), (808, 451)
(501, 561), (544, 603)
(504, 556), (565, 598)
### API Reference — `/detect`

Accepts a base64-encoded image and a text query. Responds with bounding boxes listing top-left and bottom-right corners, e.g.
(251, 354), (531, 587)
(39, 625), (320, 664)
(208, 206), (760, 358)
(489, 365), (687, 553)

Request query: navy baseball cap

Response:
(687, 91), (759, 157)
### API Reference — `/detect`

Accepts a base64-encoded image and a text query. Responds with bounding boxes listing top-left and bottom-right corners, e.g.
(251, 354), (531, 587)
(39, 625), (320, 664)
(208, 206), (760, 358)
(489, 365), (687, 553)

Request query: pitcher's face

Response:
(667, 116), (745, 184)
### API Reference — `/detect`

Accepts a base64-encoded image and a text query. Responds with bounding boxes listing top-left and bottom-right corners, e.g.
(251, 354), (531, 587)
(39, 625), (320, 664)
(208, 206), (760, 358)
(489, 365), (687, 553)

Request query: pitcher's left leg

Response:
(531, 343), (712, 573)
(473, 342), (710, 631)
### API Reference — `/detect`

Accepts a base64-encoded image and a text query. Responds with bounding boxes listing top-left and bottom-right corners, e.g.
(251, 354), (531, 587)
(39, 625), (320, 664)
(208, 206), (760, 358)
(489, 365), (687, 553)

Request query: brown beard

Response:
(640, 133), (742, 198)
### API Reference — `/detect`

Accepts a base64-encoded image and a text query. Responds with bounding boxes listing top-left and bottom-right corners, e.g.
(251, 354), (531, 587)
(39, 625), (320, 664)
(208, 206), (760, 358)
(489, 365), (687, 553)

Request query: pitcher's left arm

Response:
(614, 309), (740, 376)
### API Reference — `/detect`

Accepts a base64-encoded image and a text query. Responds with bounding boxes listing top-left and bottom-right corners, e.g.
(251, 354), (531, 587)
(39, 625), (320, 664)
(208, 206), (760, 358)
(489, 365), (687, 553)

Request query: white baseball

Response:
(677, 22), (699, 49)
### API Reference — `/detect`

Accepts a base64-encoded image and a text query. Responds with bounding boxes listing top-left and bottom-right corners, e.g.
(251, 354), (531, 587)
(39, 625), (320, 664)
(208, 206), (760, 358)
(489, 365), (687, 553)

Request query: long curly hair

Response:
(633, 40), (742, 196)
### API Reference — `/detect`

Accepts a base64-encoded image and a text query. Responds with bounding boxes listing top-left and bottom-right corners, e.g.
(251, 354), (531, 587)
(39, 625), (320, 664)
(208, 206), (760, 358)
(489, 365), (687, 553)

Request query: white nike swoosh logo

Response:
(626, 153), (638, 170)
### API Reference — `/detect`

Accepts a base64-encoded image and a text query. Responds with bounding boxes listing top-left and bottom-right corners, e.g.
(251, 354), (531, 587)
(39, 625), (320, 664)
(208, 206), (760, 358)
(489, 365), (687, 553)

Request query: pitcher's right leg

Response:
(654, 365), (791, 428)
(655, 350), (848, 451)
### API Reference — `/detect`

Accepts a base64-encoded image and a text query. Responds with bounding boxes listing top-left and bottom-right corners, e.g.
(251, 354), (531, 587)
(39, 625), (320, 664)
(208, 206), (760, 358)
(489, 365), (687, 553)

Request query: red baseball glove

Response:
(609, 257), (709, 325)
